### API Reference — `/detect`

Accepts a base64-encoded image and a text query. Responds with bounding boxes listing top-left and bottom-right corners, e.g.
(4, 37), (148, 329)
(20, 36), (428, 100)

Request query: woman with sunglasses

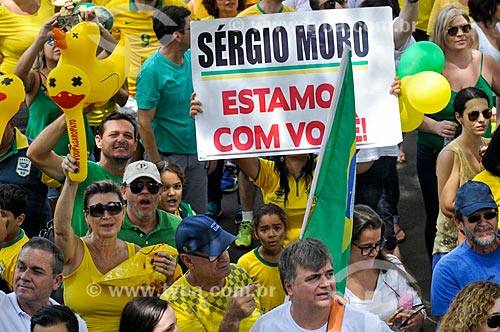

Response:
(440, 280), (500, 332)
(53, 155), (174, 332)
(432, 87), (491, 268)
(416, 4), (500, 263)
(346, 205), (425, 332)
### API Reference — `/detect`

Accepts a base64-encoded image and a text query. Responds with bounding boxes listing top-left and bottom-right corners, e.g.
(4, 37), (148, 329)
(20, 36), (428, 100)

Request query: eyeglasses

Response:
(188, 246), (230, 262)
(352, 239), (386, 256)
(47, 37), (55, 46)
(85, 202), (123, 217)
(447, 23), (472, 36)
(468, 109), (493, 121)
(488, 313), (500, 328)
(126, 181), (162, 194)
(466, 211), (498, 223)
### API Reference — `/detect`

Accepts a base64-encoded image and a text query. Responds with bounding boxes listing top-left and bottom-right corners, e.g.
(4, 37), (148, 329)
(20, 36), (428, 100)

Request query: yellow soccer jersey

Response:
(161, 264), (262, 332)
(237, 248), (286, 313)
(106, 0), (195, 97)
(0, 230), (29, 289)
(237, 2), (295, 16)
(251, 158), (314, 246)
(474, 170), (500, 227)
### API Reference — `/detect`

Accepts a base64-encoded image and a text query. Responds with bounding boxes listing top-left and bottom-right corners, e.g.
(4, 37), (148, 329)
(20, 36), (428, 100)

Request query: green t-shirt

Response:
(118, 209), (181, 247)
(72, 161), (122, 236)
(136, 49), (196, 154)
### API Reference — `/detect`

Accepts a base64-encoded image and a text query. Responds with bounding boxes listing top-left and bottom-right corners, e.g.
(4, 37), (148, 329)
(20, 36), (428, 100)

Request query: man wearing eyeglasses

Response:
(161, 215), (262, 332)
(118, 160), (181, 248)
(431, 180), (500, 322)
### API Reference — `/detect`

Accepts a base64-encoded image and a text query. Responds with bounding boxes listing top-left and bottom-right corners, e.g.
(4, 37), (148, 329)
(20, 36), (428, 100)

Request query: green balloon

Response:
(397, 41), (445, 78)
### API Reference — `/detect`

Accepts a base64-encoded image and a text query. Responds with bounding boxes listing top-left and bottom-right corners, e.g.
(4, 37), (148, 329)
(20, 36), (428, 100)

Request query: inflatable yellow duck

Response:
(51, 21), (128, 106)
(0, 74), (25, 142)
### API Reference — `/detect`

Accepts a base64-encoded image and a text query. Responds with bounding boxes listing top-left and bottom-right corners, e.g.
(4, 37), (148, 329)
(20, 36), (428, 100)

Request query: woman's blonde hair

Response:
(440, 280), (500, 332)
(431, 4), (470, 50)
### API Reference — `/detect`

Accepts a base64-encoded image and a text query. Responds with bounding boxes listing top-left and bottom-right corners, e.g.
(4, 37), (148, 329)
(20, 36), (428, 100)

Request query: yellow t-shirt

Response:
(63, 239), (136, 332)
(0, 0), (54, 74)
(106, 0), (195, 97)
(237, 247), (285, 313)
(0, 230), (29, 289)
(473, 170), (500, 227)
(427, 0), (470, 36)
(237, 2), (295, 16)
(251, 158), (314, 246)
(161, 264), (262, 332)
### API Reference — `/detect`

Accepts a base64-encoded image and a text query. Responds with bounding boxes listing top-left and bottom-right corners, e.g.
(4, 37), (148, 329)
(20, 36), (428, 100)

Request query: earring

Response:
(280, 156), (284, 162)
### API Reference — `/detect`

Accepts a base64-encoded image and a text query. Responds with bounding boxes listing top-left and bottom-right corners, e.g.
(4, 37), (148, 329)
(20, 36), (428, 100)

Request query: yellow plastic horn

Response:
(0, 74), (26, 142)
(46, 65), (90, 183)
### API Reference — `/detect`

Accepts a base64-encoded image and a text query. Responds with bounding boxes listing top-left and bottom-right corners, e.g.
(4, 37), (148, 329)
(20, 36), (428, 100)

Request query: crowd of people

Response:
(1, 0), (500, 330)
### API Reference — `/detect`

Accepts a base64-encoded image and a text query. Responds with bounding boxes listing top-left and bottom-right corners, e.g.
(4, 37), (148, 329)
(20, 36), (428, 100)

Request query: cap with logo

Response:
(176, 215), (236, 257)
(455, 181), (498, 216)
(123, 161), (161, 184)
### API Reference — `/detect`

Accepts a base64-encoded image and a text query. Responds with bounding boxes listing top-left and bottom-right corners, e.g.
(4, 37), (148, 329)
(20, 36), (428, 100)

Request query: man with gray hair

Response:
(0, 237), (86, 332)
(251, 238), (390, 331)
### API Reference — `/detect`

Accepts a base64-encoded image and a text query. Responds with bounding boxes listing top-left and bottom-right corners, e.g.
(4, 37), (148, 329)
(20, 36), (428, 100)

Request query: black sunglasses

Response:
(188, 246), (230, 262)
(85, 202), (123, 218)
(447, 23), (472, 36)
(468, 109), (493, 121)
(352, 239), (386, 256)
(466, 211), (498, 224)
(127, 181), (162, 194)
(320, 0), (345, 9)
(488, 313), (500, 329)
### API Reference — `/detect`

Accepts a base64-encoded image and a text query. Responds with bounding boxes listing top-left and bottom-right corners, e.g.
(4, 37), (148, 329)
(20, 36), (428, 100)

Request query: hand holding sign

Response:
(0, 74), (25, 143)
(47, 65), (90, 183)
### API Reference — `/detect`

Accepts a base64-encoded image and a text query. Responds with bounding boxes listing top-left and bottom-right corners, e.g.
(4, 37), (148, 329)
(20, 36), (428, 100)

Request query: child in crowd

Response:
(237, 203), (287, 313)
(0, 184), (29, 290)
(156, 160), (195, 218)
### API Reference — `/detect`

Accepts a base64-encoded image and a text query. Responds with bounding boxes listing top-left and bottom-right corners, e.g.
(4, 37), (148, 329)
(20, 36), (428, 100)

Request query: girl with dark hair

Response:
(433, 87), (491, 268)
(474, 126), (500, 209)
(346, 205), (425, 331)
(119, 297), (179, 332)
(156, 159), (195, 218)
(234, 153), (315, 245)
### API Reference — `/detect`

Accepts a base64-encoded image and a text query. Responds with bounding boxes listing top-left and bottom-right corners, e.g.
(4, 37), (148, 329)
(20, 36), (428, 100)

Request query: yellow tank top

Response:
(63, 239), (135, 332)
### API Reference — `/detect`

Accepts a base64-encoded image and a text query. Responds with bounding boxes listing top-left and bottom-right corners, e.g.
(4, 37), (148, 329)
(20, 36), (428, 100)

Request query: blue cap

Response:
(175, 215), (236, 257)
(455, 181), (498, 216)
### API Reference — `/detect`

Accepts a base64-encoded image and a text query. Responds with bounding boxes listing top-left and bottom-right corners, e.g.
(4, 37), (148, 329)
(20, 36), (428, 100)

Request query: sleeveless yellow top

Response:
(63, 239), (135, 332)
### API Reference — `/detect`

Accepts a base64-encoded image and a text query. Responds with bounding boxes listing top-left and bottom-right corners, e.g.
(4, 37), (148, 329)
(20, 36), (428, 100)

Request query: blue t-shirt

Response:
(431, 241), (500, 316)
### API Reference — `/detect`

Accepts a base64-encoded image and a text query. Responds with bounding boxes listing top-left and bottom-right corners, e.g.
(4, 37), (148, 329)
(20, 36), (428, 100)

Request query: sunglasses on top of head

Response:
(447, 23), (472, 36)
(126, 181), (162, 194)
(467, 109), (492, 122)
(466, 211), (498, 224)
(487, 313), (500, 329)
(85, 202), (123, 218)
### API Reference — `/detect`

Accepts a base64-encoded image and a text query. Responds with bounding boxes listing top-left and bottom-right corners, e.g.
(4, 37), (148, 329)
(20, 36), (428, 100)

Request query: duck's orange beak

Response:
(51, 28), (67, 49)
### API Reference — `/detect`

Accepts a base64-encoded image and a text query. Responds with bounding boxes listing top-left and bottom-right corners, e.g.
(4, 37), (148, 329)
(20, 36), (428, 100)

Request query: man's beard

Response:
(462, 224), (497, 248)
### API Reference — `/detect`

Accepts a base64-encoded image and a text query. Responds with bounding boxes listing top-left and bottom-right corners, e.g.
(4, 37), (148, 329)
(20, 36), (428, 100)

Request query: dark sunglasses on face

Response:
(466, 211), (498, 223)
(127, 181), (162, 194)
(188, 246), (230, 262)
(320, 0), (345, 8)
(47, 37), (55, 46)
(352, 239), (386, 256)
(447, 23), (472, 36)
(85, 202), (123, 218)
(468, 108), (493, 121)
(487, 313), (500, 329)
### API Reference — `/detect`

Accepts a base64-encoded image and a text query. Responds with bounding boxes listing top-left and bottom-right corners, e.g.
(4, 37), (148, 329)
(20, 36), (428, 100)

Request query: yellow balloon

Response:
(0, 74), (25, 141)
(52, 21), (129, 106)
(404, 71), (451, 115)
(399, 95), (424, 132)
(47, 65), (90, 183)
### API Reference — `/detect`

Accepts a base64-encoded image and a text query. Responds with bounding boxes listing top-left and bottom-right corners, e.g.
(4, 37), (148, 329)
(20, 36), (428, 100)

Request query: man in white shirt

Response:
(251, 238), (391, 332)
(0, 237), (86, 332)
